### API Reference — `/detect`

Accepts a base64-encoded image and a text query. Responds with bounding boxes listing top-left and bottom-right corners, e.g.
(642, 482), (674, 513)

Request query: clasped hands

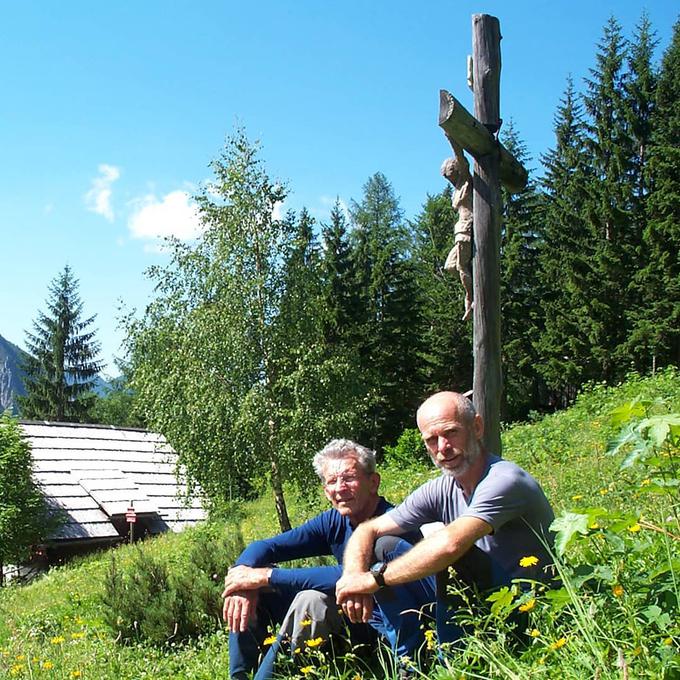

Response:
(335, 571), (379, 624)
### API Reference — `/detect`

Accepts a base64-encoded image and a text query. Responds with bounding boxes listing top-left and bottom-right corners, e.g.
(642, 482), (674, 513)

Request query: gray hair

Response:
(312, 438), (376, 480)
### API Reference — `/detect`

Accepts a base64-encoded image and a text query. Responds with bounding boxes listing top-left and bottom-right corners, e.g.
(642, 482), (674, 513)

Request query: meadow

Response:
(0, 370), (678, 679)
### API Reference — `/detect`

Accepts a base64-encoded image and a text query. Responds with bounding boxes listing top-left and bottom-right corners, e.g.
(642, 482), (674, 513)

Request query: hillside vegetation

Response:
(0, 370), (678, 679)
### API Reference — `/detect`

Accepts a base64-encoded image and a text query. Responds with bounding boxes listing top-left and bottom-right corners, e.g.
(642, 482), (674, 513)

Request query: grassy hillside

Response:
(1, 370), (678, 679)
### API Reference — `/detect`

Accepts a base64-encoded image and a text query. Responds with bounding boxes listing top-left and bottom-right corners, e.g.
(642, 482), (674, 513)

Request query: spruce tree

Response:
(635, 19), (680, 368)
(538, 77), (597, 405)
(499, 122), (545, 420)
(20, 265), (103, 422)
(410, 187), (473, 395)
(349, 173), (424, 450)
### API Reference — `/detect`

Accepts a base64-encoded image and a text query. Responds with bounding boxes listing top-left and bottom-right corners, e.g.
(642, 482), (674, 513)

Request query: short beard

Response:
(439, 436), (482, 478)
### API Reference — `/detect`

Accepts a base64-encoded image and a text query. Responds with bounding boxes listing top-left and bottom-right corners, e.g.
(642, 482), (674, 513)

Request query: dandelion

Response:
(612, 584), (624, 597)
(10, 664), (25, 677)
(263, 635), (277, 646)
(529, 628), (540, 638)
(42, 661), (54, 670)
(305, 637), (324, 648)
(71, 672), (82, 679)
(300, 618), (312, 627)
(571, 494), (583, 501)
(519, 598), (536, 612)
(50, 636), (66, 645)
(300, 666), (314, 675)
(15, 654), (25, 661)
(550, 637), (568, 651)
(628, 523), (641, 533)
(519, 555), (539, 568)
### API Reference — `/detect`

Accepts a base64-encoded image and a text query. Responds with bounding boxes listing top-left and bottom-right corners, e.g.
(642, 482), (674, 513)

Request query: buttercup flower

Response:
(519, 555), (539, 568)
(628, 523), (641, 533)
(519, 598), (536, 612)
(305, 637), (324, 648)
(529, 628), (540, 638)
(550, 637), (568, 650)
(263, 635), (277, 646)
(300, 666), (314, 675)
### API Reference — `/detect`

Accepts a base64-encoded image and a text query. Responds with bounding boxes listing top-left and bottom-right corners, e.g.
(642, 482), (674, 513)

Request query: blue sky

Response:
(1, 1), (677, 375)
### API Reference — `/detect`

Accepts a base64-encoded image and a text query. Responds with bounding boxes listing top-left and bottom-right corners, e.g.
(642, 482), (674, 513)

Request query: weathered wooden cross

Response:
(438, 14), (528, 454)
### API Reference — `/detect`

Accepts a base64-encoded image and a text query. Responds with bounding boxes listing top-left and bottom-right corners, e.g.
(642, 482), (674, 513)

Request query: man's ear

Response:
(371, 472), (380, 493)
(473, 413), (484, 440)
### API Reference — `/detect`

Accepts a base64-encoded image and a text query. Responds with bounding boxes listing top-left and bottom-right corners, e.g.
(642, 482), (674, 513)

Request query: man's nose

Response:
(437, 436), (449, 453)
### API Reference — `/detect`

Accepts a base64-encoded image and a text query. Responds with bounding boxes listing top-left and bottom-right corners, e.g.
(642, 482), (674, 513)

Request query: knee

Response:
(374, 535), (409, 562)
(289, 589), (332, 617)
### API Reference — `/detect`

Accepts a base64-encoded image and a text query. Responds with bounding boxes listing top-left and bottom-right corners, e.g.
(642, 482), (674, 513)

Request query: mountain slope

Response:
(0, 334), (27, 413)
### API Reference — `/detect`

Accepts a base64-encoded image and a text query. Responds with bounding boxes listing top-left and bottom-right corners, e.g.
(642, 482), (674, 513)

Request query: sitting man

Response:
(222, 438), (436, 679)
(336, 392), (555, 650)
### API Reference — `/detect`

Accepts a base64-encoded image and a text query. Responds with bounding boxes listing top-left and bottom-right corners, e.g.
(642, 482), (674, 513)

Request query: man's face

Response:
(418, 402), (483, 479)
(321, 455), (379, 523)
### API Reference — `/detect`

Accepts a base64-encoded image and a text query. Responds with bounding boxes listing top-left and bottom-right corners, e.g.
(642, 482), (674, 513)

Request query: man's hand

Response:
(221, 565), (271, 598)
(223, 589), (259, 633)
(335, 572), (378, 623)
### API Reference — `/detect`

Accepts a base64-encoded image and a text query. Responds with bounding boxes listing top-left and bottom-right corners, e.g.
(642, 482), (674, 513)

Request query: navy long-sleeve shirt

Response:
(235, 497), (411, 596)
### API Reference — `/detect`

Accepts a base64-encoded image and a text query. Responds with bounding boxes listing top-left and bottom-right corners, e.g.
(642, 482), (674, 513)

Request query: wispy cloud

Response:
(128, 190), (202, 243)
(84, 164), (121, 221)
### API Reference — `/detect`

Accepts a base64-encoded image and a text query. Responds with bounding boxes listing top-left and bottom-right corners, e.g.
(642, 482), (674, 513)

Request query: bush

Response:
(382, 428), (430, 470)
(101, 522), (245, 646)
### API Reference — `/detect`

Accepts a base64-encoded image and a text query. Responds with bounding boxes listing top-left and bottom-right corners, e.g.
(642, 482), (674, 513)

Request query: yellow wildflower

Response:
(571, 494), (583, 501)
(519, 598), (536, 612)
(42, 661), (54, 670)
(71, 632), (86, 639)
(10, 665), (24, 677)
(664, 637), (673, 646)
(305, 637), (324, 648)
(550, 637), (568, 650)
(71, 671), (82, 679)
(519, 555), (539, 568)
(353, 675), (363, 680)
(50, 636), (66, 645)
(628, 523), (641, 533)
(1, 650), (9, 657)
(300, 666), (314, 675)
(529, 628), (540, 638)
(424, 628), (436, 650)
(15, 655), (25, 661)
(263, 635), (277, 646)
(589, 522), (600, 530)
(599, 488), (609, 495)
(300, 618), (312, 627)
(294, 648), (302, 654)
(612, 584), (624, 597)
(640, 479), (651, 487)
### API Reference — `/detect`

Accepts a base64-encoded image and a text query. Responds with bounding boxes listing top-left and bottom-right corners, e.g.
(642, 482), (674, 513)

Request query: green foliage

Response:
(19, 265), (104, 422)
(382, 428), (430, 471)
(90, 363), (145, 428)
(101, 521), (243, 646)
(0, 413), (54, 574)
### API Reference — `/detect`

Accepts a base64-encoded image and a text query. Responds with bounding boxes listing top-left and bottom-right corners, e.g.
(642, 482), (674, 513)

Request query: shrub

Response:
(382, 428), (430, 470)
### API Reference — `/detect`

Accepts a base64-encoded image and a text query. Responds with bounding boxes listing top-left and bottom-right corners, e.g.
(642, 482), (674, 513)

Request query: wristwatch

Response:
(370, 561), (388, 589)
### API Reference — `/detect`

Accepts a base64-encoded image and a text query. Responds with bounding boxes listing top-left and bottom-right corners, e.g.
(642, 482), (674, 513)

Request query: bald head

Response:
(417, 391), (476, 430)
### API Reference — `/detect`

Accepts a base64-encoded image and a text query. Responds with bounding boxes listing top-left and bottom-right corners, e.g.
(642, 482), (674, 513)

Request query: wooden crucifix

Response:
(438, 14), (528, 454)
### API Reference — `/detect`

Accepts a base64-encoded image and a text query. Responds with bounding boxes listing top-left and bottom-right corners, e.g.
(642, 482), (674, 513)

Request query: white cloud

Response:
(272, 200), (285, 221)
(128, 190), (202, 242)
(85, 164), (121, 221)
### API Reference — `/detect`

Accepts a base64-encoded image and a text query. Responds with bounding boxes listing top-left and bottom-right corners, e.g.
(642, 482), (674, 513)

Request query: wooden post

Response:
(471, 14), (503, 454)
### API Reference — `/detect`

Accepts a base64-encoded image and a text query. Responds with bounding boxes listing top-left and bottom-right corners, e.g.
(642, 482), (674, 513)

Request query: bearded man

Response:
(336, 392), (555, 647)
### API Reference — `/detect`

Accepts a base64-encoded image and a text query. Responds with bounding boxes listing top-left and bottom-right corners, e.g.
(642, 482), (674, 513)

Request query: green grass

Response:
(1, 369), (678, 679)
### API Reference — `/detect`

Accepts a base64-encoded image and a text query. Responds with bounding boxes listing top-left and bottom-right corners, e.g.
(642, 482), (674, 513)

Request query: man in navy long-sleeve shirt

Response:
(222, 438), (436, 679)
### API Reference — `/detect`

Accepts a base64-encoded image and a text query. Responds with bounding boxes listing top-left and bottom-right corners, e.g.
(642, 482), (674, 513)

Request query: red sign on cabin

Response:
(126, 507), (137, 524)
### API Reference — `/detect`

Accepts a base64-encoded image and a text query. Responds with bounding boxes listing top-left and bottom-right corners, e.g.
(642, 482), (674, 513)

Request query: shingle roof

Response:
(21, 421), (207, 542)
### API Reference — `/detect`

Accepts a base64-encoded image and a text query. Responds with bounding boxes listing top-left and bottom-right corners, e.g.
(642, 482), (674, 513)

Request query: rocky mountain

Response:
(0, 334), (27, 413)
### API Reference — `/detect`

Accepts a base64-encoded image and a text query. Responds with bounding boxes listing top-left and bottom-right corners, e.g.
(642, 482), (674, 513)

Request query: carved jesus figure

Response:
(441, 133), (473, 321)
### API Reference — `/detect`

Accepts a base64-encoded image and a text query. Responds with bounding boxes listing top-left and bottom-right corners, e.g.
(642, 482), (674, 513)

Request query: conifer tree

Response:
(499, 122), (545, 420)
(349, 173), (424, 450)
(20, 265), (103, 422)
(635, 19), (680, 368)
(410, 187), (473, 395)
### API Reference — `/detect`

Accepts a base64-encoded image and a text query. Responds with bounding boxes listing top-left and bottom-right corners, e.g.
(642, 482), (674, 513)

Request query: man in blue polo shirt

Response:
(336, 392), (555, 648)
(222, 438), (435, 679)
